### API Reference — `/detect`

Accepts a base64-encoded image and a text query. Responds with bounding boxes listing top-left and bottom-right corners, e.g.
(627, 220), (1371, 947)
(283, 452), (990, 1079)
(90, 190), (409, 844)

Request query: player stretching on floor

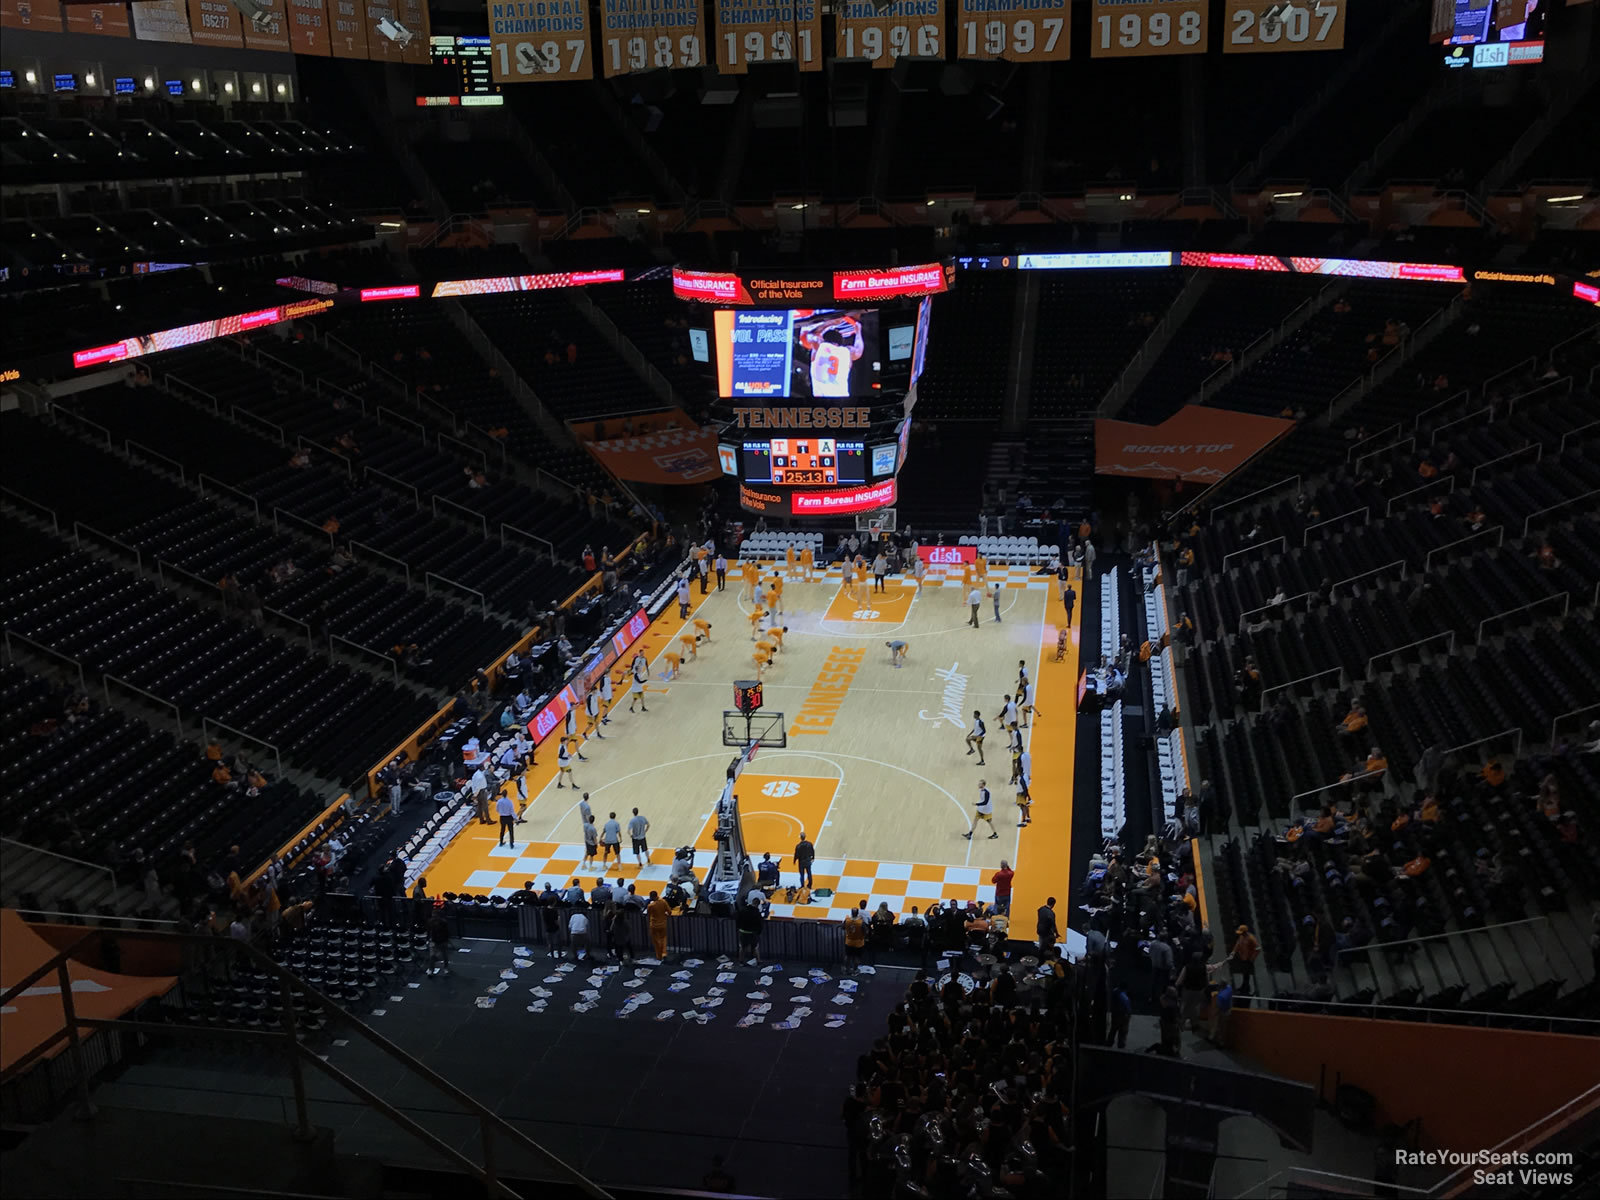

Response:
(885, 640), (907, 668)
(628, 652), (650, 713)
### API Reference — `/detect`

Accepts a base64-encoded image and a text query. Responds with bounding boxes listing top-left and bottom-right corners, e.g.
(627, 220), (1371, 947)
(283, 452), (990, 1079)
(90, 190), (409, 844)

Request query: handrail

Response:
(1429, 405), (1492, 446)
(156, 557), (222, 596)
(51, 403), (114, 447)
(271, 506), (337, 549)
(1239, 590), (1314, 632)
(1559, 419), (1598, 453)
(73, 522), (142, 569)
(330, 633), (400, 683)
(377, 404), (426, 441)
(1480, 353), (1537, 398)
(1, 629), (87, 690)
(1443, 726), (1524, 764)
(1289, 766), (1385, 808)
(431, 494), (488, 538)
(466, 422), (510, 470)
(255, 347), (305, 387)
(162, 375), (220, 414)
(1410, 386), (1471, 432)
(1551, 703), (1600, 749)
(197, 473), (259, 518)
(1385, 475), (1455, 517)
(1424, 525), (1503, 572)
(439, 430), (488, 472)
(501, 522), (555, 561)
(104, 673), (182, 736)
(1505, 373), (1572, 416)
(1207, 474), (1301, 518)
(1477, 592), (1569, 646)
(1301, 506), (1367, 546)
(0, 487), (60, 531)
(0, 927), (611, 1200)
(362, 465), (420, 508)
(1471, 441), (1543, 486)
(1367, 629), (1455, 677)
(1259, 664), (1343, 712)
(1221, 536), (1285, 569)
(426, 571), (488, 616)
(231, 405), (286, 445)
(1335, 914), (1549, 957)
(1523, 489), (1600, 537)
(124, 439), (187, 484)
(1345, 422), (1400, 462)
(348, 538), (412, 588)
(315, 375), (368, 415)
(262, 605), (315, 645)
(0, 837), (119, 900)
(1354, 435), (1413, 474)
(201, 715), (282, 781)
(1327, 558), (1408, 598)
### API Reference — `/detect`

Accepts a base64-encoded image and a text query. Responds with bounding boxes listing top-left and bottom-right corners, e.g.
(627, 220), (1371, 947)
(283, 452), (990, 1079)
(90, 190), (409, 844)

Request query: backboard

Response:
(855, 508), (896, 533)
(722, 709), (787, 749)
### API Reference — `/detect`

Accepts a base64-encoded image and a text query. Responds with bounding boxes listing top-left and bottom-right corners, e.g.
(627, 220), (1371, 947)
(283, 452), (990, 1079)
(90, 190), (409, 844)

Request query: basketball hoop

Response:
(855, 507), (897, 534)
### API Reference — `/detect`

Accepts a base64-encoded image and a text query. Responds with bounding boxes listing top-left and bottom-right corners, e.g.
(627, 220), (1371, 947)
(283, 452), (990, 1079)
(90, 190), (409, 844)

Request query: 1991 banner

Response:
(715, 0), (823, 72)
(836, 0), (944, 67)
(957, 0), (1071, 62)
(602, 0), (704, 75)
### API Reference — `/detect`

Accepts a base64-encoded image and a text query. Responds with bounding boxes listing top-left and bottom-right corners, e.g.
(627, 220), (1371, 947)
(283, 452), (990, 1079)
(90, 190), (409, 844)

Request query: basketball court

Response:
(422, 559), (1082, 923)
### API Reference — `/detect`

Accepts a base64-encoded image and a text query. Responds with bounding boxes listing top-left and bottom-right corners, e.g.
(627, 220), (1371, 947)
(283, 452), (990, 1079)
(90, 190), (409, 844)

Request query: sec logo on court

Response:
(761, 780), (801, 798)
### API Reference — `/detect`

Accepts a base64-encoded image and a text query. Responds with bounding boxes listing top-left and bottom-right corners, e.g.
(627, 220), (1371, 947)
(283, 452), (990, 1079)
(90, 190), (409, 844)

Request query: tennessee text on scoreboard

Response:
(1224, 0), (1345, 53)
(1090, 0), (1208, 57)
(715, 0), (823, 72)
(488, 0), (594, 79)
(957, 0), (1070, 63)
(835, 0), (944, 68)
(601, 0), (704, 76)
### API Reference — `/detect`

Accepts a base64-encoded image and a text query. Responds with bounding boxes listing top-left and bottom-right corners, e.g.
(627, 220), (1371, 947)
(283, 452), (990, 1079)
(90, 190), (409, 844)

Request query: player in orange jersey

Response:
(692, 617), (713, 644)
(769, 572), (785, 616)
(679, 633), (697, 661)
(749, 606), (768, 640)
(785, 543), (797, 577)
(799, 545), (815, 581)
(661, 650), (682, 681)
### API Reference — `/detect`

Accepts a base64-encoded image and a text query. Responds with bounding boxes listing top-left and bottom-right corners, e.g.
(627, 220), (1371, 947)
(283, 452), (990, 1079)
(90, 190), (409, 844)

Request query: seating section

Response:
(413, 138), (559, 210)
(0, 664), (324, 883)
(913, 271), (1015, 419)
(0, 519), (434, 785)
(1030, 269), (1187, 417)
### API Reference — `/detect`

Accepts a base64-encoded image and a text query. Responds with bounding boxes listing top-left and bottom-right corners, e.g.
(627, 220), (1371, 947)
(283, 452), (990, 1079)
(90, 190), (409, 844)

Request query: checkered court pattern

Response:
(455, 842), (999, 921)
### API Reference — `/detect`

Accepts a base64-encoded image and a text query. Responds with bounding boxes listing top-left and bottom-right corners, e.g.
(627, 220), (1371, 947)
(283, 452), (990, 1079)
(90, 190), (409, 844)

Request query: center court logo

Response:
(919, 662), (969, 730)
(761, 780), (801, 798)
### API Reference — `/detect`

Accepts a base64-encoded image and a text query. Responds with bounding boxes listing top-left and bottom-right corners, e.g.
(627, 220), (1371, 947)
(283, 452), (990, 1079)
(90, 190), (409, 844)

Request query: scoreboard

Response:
(421, 35), (505, 103)
(742, 437), (868, 486)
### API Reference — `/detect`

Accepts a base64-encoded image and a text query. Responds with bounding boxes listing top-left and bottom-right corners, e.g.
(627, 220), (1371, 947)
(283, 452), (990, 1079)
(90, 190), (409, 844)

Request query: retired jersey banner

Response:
(328, 0), (369, 55)
(187, 0), (242, 46)
(1095, 406), (1293, 483)
(286, 0), (331, 52)
(573, 410), (723, 485)
(836, 0), (945, 67)
(3, 0), (65, 32)
(241, 0), (291, 49)
(600, 0), (705, 76)
(397, 0), (430, 61)
(67, 1), (131, 35)
(956, 0), (1070, 62)
(489, 0), (594, 81)
(714, 0), (823, 72)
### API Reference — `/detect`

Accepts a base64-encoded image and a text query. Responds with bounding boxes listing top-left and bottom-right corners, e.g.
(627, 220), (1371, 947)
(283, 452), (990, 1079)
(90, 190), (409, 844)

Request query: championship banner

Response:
(1094, 407), (1293, 483)
(600, 0), (705, 76)
(1223, 0), (1346, 53)
(67, 1), (132, 35)
(488, 0), (594, 80)
(1089, 0), (1207, 57)
(835, 0), (945, 67)
(287, 0), (330, 52)
(131, 0), (191, 39)
(328, 0), (369, 56)
(956, 0), (1070, 63)
(187, 0), (243, 46)
(714, 0), (823, 73)
(3, 0), (66, 32)
(241, 0), (291, 50)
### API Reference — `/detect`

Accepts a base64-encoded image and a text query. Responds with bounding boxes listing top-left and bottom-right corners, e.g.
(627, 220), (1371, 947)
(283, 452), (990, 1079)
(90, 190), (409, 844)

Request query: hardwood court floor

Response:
(423, 562), (1082, 922)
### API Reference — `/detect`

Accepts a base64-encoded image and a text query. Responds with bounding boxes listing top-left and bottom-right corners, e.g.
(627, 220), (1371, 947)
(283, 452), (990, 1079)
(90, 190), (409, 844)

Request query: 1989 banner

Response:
(601, 0), (704, 76)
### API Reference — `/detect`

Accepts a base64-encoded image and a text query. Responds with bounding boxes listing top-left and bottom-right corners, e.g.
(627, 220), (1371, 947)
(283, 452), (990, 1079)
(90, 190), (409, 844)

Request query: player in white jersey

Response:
(1014, 749), (1033, 826)
(962, 781), (998, 840)
(584, 688), (606, 741)
(564, 706), (589, 760)
(997, 694), (1019, 731)
(964, 711), (987, 765)
(599, 670), (613, 724)
(1018, 680), (1040, 727)
(799, 313), (864, 398)
(628, 652), (650, 713)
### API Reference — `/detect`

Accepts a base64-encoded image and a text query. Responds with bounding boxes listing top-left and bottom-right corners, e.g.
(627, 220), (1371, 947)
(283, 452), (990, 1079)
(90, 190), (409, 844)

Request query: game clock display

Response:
(734, 680), (764, 713)
(742, 438), (866, 485)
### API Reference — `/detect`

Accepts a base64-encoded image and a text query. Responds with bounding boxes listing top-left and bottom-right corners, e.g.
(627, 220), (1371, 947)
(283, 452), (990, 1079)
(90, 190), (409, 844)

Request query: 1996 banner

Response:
(836, 0), (944, 67)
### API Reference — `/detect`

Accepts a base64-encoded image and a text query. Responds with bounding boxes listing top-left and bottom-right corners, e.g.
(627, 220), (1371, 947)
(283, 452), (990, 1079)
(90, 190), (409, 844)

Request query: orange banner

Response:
(1095, 406), (1293, 483)
(66, 1), (131, 35)
(3, 0), (65, 32)
(573, 410), (722, 486)
(0, 909), (175, 1073)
